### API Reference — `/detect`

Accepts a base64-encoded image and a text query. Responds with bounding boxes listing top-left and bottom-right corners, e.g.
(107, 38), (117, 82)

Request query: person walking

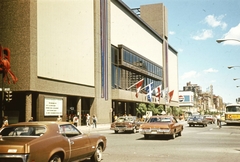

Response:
(1, 116), (8, 129)
(73, 115), (79, 127)
(92, 115), (97, 128)
(28, 117), (33, 122)
(86, 114), (90, 127)
(56, 115), (62, 122)
(216, 114), (221, 128)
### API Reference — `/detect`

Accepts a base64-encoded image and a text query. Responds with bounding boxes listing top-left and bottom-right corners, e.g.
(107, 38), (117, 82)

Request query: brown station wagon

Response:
(139, 115), (183, 139)
(0, 121), (107, 162)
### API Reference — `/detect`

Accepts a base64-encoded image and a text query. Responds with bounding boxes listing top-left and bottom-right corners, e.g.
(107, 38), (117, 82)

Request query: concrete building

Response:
(0, 0), (178, 125)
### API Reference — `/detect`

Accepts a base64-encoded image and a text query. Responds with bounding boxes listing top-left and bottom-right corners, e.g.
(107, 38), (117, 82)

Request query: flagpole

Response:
(126, 79), (144, 90)
(140, 82), (153, 91)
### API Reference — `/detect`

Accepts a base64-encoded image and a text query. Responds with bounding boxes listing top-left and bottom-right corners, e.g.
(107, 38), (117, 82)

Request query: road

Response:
(83, 122), (240, 162)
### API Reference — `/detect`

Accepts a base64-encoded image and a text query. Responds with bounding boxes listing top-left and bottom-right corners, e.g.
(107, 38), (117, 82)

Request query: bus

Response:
(225, 104), (240, 124)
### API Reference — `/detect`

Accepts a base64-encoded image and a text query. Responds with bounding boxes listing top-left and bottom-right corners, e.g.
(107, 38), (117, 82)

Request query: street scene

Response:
(0, 0), (240, 162)
(82, 122), (240, 162)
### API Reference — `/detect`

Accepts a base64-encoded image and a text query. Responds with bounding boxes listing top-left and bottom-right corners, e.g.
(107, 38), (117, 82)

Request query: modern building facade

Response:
(0, 0), (178, 125)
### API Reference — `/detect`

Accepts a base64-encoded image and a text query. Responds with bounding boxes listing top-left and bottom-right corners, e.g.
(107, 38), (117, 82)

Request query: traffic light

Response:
(5, 91), (12, 102)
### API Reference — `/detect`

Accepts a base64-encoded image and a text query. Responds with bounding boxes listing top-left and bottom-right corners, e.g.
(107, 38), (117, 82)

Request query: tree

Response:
(136, 103), (147, 117)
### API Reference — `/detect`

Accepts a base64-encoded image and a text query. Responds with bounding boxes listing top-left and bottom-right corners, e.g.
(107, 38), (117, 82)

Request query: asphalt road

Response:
(83, 122), (240, 162)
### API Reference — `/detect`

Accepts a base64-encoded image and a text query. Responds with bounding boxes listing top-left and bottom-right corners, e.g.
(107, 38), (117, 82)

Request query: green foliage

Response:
(147, 103), (156, 114)
(136, 103), (147, 117)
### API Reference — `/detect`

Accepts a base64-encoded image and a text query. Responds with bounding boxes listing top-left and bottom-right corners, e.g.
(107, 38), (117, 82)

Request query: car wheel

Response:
(171, 133), (176, 139)
(91, 145), (103, 162)
(49, 154), (62, 162)
(132, 128), (136, 133)
(189, 124), (191, 127)
(114, 130), (119, 133)
(178, 131), (182, 136)
(144, 134), (149, 139)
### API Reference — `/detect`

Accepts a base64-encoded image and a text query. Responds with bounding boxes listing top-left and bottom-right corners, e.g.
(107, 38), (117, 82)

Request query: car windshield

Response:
(148, 117), (171, 123)
(0, 126), (46, 137)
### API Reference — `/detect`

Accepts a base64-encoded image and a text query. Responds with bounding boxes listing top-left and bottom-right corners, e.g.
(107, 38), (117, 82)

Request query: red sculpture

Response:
(0, 45), (18, 84)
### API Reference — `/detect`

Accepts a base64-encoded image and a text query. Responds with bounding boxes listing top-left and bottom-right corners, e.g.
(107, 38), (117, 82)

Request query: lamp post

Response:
(216, 38), (240, 43)
(228, 66), (240, 69)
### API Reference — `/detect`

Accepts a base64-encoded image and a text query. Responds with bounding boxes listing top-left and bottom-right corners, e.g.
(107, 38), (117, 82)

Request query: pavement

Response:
(77, 123), (111, 133)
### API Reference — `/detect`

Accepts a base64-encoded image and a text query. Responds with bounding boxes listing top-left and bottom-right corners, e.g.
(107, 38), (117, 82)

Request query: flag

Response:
(146, 82), (153, 102)
(168, 90), (174, 103)
(127, 79), (144, 90)
(155, 85), (162, 100)
(161, 87), (168, 99)
(135, 79), (144, 98)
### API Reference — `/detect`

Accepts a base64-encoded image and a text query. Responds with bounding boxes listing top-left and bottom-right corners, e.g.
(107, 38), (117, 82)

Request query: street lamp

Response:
(234, 78), (240, 81)
(216, 38), (240, 43)
(228, 66), (240, 69)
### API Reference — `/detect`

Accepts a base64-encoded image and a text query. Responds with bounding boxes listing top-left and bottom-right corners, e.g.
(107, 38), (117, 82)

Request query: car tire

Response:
(49, 154), (62, 162)
(144, 134), (149, 139)
(132, 128), (136, 133)
(114, 130), (119, 133)
(171, 133), (176, 139)
(91, 145), (103, 162)
(178, 131), (182, 136)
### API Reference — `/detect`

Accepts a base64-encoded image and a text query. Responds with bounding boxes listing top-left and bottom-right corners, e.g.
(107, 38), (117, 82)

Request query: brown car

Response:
(110, 116), (142, 133)
(0, 121), (107, 162)
(139, 115), (183, 139)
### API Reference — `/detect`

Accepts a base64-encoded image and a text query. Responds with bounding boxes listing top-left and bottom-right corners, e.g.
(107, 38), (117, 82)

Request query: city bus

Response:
(225, 104), (240, 124)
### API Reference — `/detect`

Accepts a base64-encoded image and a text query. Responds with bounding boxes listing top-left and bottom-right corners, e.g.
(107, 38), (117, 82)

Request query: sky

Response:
(122, 0), (240, 104)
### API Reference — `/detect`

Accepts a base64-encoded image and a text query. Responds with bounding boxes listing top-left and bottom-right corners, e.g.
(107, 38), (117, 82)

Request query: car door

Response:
(60, 124), (92, 160)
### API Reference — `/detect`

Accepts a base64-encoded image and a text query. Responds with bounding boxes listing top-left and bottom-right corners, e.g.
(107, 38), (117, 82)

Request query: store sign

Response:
(44, 98), (63, 116)
(179, 95), (184, 102)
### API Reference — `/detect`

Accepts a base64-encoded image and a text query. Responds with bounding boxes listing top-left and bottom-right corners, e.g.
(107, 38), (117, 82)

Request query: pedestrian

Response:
(86, 114), (90, 127)
(114, 115), (118, 121)
(73, 115), (78, 127)
(216, 114), (221, 128)
(28, 117), (33, 122)
(57, 115), (62, 122)
(1, 116), (8, 129)
(92, 115), (97, 128)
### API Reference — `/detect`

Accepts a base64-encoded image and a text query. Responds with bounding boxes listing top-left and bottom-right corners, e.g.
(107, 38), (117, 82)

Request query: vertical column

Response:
(25, 93), (32, 122)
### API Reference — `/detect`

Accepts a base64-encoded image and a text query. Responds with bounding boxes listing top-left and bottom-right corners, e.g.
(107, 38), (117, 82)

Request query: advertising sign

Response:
(44, 98), (63, 116)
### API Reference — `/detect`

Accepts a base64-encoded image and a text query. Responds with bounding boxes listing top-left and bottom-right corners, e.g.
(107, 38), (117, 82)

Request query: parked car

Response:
(188, 115), (208, 127)
(0, 121), (107, 162)
(139, 115), (183, 139)
(110, 116), (142, 133)
(204, 115), (216, 124)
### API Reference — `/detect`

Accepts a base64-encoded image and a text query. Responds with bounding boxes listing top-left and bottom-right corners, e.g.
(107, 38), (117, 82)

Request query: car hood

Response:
(0, 137), (37, 153)
(141, 123), (171, 129)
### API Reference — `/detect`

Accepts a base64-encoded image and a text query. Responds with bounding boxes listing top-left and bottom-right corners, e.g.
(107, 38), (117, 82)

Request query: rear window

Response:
(0, 126), (46, 137)
(148, 117), (171, 123)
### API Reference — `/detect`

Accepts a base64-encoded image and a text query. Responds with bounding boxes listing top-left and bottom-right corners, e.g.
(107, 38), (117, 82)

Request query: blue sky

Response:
(122, 0), (240, 104)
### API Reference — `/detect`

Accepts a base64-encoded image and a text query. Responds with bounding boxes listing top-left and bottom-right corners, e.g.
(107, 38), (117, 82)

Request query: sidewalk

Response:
(77, 123), (111, 133)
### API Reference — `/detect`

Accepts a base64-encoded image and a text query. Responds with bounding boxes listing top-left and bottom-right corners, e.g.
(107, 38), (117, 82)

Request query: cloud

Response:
(204, 14), (227, 30)
(169, 31), (175, 35)
(203, 68), (218, 73)
(221, 23), (240, 45)
(192, 29), (213, 40)
(181, 70), (200, 80)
